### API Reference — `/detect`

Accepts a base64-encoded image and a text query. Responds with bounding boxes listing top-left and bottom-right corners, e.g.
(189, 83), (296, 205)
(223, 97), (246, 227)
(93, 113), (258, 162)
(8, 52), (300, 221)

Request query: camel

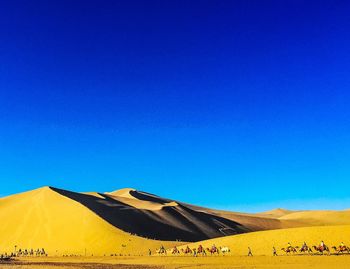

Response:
(197, 245), (206, 256)
(156, 246), (167, 255)
(206, 245), (219, 255)
(220, 246), (230, 254)
(313, 245), (330, 255)
(172, 247), (180, 255)
(35, 249), (43, 256)
(332, 246), (350, 255)
(0, 255), (11, 261)
(181, 246), (192, 255)
(281, 247), (298, 255)
(299, 244), (313, 254)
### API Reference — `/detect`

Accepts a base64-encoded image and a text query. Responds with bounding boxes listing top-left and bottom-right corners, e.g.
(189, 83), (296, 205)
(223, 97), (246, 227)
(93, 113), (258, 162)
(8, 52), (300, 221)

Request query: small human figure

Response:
(148, 249), (152, 256)
(248, 247), (253, 256)
(273, 246), (278, 256)
(320, 241), (324, 247)
(301, 241), (307, 251)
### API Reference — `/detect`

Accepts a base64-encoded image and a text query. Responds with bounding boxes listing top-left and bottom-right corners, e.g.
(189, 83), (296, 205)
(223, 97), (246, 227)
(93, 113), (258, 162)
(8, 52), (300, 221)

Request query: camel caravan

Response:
(155, 241), (350, 257)
(280, 241), (350, 256)
(156, 244), (230, 256)
(0, 247), (47, 261)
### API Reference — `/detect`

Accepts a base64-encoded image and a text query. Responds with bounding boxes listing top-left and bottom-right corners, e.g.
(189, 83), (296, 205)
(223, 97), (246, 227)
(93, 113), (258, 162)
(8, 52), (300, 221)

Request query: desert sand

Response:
(2, 255), (350, 269)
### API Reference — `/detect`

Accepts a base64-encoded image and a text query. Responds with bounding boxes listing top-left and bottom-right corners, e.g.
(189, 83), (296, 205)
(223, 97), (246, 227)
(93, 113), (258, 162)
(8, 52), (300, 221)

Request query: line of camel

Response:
(0, 248), (47, 261)
(155, 241), (350, 256)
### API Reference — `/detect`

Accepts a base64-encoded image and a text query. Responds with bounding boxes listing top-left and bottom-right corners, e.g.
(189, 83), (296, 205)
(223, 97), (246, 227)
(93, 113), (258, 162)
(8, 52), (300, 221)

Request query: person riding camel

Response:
(198, 245), (203, 252)
(287, 242), (292, 250)
(302, 241), (307, 250)
(320, 241), (325, 248)
(340, 242), (345, 247)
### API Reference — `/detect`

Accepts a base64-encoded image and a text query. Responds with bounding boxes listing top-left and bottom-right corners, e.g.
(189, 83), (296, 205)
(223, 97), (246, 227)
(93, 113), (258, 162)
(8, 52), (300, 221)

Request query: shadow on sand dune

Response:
(51, 187), (250, 242)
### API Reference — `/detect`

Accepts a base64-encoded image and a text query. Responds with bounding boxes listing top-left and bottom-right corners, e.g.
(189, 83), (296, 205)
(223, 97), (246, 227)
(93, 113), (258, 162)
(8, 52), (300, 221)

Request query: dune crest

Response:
(106, 188), (179, 210)
(107, 188), (137, 199)
(259, 208), (295, 218)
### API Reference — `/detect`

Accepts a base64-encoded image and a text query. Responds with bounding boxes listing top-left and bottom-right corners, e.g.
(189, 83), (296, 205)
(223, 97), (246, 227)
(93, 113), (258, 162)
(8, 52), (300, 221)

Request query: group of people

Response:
(152, 240), (349, 257)
(154, 244), (231, 256)
(0, 247), (47, 259)
(277, 240), (349, 255)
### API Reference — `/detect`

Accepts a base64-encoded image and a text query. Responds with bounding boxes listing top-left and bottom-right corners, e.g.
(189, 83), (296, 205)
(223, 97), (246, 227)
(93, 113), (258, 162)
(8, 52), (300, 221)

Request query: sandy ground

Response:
(1, 255), (350, 269)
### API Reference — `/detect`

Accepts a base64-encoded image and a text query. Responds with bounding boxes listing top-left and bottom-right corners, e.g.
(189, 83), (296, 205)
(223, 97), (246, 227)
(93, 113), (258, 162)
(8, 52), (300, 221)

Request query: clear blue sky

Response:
(1, 0), (350, 211)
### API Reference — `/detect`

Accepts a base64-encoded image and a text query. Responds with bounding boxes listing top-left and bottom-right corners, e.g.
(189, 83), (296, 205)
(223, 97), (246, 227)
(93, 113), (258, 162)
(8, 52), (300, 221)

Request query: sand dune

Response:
(259, 208), (296, 218)
(106, 189), (179, 210)
(183, 204), (305, 231)
(1, 186), (350, 257)
(279, 210), (350, 226)
(52, 187), (249, 241)
(0, 187), (175, 256)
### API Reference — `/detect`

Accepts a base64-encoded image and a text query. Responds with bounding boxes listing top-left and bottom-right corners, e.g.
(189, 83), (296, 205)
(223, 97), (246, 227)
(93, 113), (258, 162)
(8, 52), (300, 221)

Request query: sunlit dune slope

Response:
(177, 225), (350, 255)
(279, 210), (350, 226)
(0, 187), (175, 256)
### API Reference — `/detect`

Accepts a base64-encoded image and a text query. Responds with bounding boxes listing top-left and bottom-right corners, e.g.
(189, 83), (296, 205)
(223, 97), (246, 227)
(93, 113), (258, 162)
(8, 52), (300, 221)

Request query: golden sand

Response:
(2, 255), (350, 269)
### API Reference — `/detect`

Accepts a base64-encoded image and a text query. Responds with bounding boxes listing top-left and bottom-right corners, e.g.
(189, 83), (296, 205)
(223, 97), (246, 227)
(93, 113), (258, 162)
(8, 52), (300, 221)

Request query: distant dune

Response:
(1, 186), (350, 256)
(279, 210), (350, 226)
(259, 208), (296, 218)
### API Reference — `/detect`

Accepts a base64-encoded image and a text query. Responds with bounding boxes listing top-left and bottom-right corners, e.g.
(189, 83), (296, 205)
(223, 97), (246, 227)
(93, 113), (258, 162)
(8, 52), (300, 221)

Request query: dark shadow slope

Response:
(51, 187), (250, 242)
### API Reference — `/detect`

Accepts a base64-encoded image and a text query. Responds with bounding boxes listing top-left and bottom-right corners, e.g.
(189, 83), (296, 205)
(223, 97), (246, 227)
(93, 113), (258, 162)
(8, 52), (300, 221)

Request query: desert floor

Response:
(1, 255), (350, 269)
